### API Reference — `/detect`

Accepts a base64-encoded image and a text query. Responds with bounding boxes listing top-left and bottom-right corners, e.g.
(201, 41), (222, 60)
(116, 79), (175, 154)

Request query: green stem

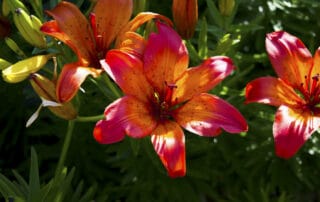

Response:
(104, 75), (121, 98)
(75, 114), (104, 122)
(55, 120), (75, 176)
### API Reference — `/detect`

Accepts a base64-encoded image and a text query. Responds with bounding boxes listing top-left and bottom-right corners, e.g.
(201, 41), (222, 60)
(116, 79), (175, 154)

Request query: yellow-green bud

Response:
(2, 54), (53, 83)
(219, 0), (235, 17)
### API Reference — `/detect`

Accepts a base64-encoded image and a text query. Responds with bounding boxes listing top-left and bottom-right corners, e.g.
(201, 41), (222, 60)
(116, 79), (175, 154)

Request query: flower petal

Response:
(118, 31), (146, 59)
(173, 93), (248, 136)
(311, 47), (320, 76)
(115, 12), (173, 47)
(93, 0), (132, 50)
(94, 96), (157, 144)
(245, 76), (304, 107)
(266, 31), (312, 88)
(101, 50), (153, 102)
(41, 1), (96, 66)
(173, 56), (235, 103)
(144, 22), (188, 94)
(105, 96), (156, 138)
(273, 105), (320, 158)
(93, 119), (125, 144)
(56, 62), (101, 103)
(151, 121), (186, 178)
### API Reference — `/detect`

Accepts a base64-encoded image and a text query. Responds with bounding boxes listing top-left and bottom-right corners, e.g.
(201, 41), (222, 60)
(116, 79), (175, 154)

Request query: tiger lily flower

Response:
(245, 31), (320, 158)
(40, 0), (171, 103)
(94, 22), (248, 177)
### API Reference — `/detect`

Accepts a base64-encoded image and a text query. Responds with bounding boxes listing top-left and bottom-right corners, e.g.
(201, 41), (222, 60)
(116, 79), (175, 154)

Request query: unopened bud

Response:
(219, 0), (235, 17)
(2, 54), (53, 83)
(172, 0), (198, 39)
(30, 73), (77, 120)
(0, 58), (11, 70)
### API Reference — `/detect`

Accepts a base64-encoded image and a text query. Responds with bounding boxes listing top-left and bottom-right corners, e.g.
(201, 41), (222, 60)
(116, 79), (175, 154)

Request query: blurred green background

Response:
(2, 0), (320, 201)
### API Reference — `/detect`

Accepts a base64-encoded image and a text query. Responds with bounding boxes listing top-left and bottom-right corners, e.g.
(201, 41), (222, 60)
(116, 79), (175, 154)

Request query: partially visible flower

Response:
(2, 54), (53, 83)
(41, 0), (171, 103)
(94, 22), (248, 177)
(245, 31), (320, 158)
(172, 0), (198, 39)
(29, 73), (77, 123)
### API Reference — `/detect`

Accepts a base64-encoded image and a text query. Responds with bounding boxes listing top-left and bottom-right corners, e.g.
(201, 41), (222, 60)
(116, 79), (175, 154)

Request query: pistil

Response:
(152, 82), (177, 121)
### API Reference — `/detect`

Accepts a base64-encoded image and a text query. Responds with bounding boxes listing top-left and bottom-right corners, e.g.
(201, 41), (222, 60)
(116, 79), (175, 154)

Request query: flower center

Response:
(299, 74), (320, 111)
(152, 82), (177, 120)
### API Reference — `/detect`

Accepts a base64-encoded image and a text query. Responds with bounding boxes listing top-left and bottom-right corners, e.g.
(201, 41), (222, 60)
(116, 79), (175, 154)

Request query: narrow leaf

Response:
(28, 147), (41, 202)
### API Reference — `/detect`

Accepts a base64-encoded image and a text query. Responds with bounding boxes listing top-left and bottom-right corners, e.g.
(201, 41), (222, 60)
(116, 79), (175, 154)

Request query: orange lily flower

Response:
(245, 31), (320, 158)
(94, 22), (248, 177)
(40, 0), (171, 103)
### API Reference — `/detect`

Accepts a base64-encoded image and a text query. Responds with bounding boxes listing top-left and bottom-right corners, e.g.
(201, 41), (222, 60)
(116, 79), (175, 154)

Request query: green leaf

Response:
(54, 167), (75, 202)
(211, 33), (240, 55)
(28, 147), (41, 202)
(198, 18), (208, 59)
(0, 173), (24, 198)
(12, 170), (29, 197)
(78, 184), (97, 202)
(129, 138), (140, 157)
(70, 180), (84, 202)
(206, 0), (224, 28)
(185, 40), (201, 65)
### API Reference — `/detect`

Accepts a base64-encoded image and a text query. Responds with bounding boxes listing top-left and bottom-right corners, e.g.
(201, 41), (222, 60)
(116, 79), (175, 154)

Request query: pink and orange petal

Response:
(273, 105), (320, 158)
(151, 121), (186, 178)
(173, 93), (248, 136)
(245, 76), (304, 107)
(56, 63), (101, 103)
(144, 22), (189, 93)
(173, 56), (235, 103)
(266, 31), (313, 88)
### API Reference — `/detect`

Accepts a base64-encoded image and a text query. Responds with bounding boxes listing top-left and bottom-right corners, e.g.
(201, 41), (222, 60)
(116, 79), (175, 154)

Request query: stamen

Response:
(311, 74), (320, 95)
(164, 81), (177, 105)
(304, 75), (309, 92)
(153, 92), (160, 103)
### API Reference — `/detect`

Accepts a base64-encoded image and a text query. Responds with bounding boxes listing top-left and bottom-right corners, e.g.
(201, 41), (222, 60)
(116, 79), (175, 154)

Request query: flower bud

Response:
(0, 58), (11, 70)
(30, 73), (77, 120)
(2, 54), (53, 83)
(172, 0), (198, 39)
(218, 0), (235, 17)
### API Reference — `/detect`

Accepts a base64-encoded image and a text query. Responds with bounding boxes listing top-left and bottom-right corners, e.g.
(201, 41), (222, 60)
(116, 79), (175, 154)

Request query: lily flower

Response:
(40, 0), (171, 103)
(94, 22), (248, 177)
(245, 31), (320, 158)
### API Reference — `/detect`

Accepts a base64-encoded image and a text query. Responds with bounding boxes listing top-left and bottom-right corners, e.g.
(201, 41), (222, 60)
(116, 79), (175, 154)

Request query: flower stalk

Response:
(55, 120), (75, 176)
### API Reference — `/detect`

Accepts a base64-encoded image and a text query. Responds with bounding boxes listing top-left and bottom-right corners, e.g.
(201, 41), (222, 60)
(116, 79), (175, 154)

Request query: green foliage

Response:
(0, 148), (98, 202)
